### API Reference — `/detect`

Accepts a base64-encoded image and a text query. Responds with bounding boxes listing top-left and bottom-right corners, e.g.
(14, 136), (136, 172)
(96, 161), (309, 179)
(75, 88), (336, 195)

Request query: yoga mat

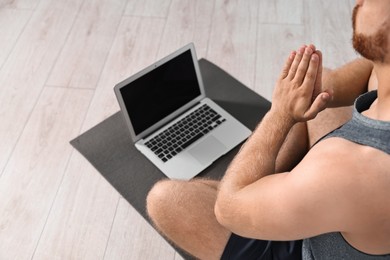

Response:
(70, 59), (271, 259)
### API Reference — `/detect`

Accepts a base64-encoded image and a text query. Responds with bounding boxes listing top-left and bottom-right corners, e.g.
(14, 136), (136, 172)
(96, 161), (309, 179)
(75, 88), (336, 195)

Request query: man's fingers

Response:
(275, 44), (325, 123)
(294, 47), (315, 84)
(280, 51), (296, 79)
(303, 92), (330, 120)
(316, 50), (323, 77)
(287, 45), (306, 79)
(302, 53), (319, 90)
(313, 50), (323, 100)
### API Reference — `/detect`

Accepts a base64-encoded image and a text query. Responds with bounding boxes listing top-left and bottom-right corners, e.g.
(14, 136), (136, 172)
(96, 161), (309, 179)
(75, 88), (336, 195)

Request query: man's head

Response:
(352, 0), (390, 63)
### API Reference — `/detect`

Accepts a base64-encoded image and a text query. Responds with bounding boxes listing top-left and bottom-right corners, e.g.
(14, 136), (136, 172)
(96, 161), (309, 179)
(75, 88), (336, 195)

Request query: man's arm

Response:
(322, 58), (373, 107)
(214, 45), (341, 239)
(269, 55), (373, 173)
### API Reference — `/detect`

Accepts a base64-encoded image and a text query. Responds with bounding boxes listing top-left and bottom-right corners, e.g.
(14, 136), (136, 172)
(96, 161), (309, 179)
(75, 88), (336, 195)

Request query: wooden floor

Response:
(0, 0), (358, 259)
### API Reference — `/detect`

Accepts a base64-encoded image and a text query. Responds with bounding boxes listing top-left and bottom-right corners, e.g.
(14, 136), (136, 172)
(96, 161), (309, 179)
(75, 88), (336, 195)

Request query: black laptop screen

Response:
(120, 50), (202, 135)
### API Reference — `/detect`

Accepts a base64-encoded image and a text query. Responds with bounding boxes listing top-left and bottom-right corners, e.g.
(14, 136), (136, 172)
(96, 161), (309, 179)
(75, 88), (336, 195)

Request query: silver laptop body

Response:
(114, 43), (251, 180)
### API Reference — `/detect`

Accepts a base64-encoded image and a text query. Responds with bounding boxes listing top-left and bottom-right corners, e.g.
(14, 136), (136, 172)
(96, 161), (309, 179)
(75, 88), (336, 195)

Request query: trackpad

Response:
(189, 136), (226, 165)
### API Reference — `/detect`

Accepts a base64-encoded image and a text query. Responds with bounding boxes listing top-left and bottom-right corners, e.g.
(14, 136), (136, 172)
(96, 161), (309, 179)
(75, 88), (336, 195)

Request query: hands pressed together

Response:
(271, 44), (333, 123)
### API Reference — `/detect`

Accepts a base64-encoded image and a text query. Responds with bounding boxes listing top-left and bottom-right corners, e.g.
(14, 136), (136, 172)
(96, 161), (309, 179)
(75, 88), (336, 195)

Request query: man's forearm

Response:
(215, 44), (330, 235)
(220, 110), (294, 193)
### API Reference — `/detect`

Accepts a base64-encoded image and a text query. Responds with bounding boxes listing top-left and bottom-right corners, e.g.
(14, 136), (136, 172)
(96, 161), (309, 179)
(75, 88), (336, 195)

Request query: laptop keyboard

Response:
(145, 104), (226, 163)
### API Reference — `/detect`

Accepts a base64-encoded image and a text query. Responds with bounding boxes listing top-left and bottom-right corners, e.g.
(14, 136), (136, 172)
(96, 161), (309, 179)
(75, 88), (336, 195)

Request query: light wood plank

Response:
(303, 0), (358, 68)
(46, 0), (127, 89)
(33, 16), (172, 259)
(32, 152), (120, 260)
(0, 9), (31, 69)
(104, 198), (176, 260)
(258, 0), (303, 25)
(81, 16), (166, 132)
(0, 0), (40, 9)
(0, 0), (84, 176)
(124, 0), (171, 18)
(255, 25), (305, 101)
(0, 87), (93, 259)
(156, 0), (215, 59)
(207, 0), (259, 90)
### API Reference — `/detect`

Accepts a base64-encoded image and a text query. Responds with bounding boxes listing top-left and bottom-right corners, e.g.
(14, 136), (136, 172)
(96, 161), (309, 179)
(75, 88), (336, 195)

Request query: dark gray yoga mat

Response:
(70, 59), (271, 259)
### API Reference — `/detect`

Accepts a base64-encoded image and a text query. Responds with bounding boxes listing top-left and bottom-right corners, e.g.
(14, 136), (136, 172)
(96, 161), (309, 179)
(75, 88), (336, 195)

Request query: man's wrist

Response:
(268, 107), (296, 128)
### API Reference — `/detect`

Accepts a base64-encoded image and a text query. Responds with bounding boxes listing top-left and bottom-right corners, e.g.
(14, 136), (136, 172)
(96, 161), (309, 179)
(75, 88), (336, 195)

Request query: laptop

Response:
(114, 43), (251, 180)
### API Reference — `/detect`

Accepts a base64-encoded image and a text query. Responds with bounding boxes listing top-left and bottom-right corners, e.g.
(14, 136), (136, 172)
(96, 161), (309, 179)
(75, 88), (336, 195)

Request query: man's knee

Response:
(146, 179), (180, 223)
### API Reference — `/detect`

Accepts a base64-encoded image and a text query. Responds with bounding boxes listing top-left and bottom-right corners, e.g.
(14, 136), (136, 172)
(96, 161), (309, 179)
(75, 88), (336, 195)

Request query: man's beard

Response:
(352, 5), (388, 63)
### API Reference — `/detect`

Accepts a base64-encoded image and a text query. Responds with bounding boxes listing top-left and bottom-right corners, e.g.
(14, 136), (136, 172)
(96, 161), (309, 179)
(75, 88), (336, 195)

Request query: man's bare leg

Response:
(146, 179), (231, 259)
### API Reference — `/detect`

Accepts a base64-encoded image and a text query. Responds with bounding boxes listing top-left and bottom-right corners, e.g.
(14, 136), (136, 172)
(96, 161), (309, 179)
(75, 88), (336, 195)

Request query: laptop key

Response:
(211, 114), (221, 122)
(181, 132), (204, 149)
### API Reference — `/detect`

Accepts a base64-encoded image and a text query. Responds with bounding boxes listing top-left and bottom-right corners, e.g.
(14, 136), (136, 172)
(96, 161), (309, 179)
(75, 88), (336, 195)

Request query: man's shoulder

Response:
(304, 136), (387, 170)
(286, 136), (390, 234)
(295, 137), (363, 175)
(292, 136), (390, 200)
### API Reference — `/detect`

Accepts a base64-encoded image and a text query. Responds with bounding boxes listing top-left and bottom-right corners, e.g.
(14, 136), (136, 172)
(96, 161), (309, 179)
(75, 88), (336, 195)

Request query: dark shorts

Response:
(221, 233), (302, 260)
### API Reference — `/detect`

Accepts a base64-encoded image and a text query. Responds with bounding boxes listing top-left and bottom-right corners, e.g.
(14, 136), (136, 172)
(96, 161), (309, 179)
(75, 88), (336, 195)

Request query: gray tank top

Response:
(302, 90), (390, 259)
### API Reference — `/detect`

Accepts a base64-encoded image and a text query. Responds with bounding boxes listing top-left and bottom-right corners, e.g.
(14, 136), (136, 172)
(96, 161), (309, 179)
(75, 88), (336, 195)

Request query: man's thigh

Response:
(147, 179), (231, 260)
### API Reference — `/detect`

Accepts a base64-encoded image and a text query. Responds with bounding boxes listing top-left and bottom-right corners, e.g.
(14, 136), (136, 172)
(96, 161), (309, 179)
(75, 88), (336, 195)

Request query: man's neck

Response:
(369, 63), (390, 121)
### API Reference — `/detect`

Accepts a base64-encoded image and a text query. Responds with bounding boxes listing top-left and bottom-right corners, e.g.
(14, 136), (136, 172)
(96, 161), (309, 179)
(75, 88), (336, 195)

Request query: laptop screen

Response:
(120, 50), (202, 135)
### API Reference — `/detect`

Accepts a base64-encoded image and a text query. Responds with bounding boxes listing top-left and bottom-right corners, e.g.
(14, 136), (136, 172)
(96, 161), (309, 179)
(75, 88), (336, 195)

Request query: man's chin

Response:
(352, 30), (388, 63)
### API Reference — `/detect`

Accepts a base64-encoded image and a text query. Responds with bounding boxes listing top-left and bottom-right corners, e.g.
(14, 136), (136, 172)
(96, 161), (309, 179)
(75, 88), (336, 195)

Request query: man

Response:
(147, 0), (390, 259)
